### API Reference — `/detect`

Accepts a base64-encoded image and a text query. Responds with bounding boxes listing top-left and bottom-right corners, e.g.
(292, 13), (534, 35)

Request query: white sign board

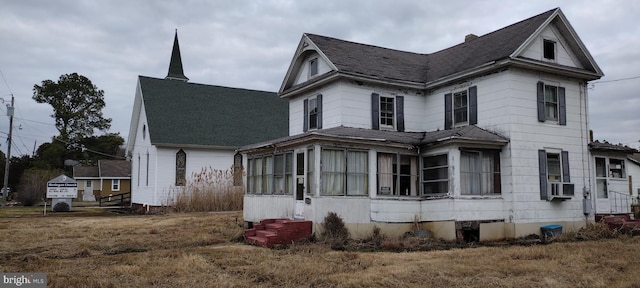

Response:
(46, 174), (78, 198)
(47, 183), (78, 198)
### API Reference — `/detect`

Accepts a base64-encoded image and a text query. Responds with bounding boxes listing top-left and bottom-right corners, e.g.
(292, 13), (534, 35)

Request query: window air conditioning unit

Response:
(548, 182), (574, 201)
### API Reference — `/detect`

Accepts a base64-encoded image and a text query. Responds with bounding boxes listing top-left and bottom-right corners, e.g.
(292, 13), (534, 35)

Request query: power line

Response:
(52, 136), (126, 160)
(591, 75), (640, 84)
(0, 68), (13, 95)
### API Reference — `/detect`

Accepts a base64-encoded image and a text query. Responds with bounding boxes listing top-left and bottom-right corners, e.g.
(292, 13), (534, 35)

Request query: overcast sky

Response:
(0, 0), (638, 157)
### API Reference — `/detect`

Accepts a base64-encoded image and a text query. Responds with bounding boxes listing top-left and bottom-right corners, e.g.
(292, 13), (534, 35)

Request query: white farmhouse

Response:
(126, 32), (288, 207)
(240, 8), (606, 241)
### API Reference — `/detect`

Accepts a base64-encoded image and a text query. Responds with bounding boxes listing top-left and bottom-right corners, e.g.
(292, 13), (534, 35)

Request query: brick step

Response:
(245, 218), (313, 248)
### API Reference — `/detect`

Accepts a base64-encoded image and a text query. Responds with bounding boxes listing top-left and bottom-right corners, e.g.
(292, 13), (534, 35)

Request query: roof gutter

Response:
(509, 58), (603, 80)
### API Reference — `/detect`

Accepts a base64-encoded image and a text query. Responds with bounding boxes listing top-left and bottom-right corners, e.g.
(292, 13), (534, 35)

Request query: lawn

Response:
(1, 209), (640, 287)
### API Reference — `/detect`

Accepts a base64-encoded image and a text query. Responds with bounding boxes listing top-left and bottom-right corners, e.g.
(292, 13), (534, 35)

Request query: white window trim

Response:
(308, 57), (318, 78)
(452, 89), (469, 127)
(542, 39), (557, 62)
(379, 95), (396, 130)
(112, 179), (120, 191)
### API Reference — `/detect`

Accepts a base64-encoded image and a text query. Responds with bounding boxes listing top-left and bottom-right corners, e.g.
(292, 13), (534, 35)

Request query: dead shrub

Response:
(320, 212), (350, 249)
(17, 169), (62, 206)
(170, 166), (243, 212)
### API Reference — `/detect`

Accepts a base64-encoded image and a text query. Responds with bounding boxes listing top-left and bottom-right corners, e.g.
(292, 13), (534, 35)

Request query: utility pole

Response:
(2, 94), (13, 207)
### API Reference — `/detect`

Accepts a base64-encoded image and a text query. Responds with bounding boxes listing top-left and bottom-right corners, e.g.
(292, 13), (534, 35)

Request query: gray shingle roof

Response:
(140, 76), (289, 147)
(73, 165), (99, 178)
(240, 125), (507, 151)
(99, 160), (131, 178)
(301, 8), (559, 88)
(589, 140), (638, 153)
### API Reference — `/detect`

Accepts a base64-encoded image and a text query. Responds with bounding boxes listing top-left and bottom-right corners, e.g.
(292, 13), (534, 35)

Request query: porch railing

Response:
(608, 190), (632, 214)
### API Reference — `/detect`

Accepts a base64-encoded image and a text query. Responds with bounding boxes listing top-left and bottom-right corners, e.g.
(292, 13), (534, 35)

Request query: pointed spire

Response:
(165, 29), (189, 82)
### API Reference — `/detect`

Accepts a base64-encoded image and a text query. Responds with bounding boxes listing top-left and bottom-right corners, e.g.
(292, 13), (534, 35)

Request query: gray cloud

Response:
(0, 0), (638, 157)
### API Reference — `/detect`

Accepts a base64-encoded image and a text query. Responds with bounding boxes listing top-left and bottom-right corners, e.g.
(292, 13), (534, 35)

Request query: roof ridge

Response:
(304, 33), (427, 56)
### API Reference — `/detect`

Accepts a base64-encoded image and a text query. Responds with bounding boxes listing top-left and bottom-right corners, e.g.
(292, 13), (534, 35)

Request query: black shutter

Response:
(538, 149), (548, 200)
(316, 94), (323, 129)
(396, 95), (404, 132)
(444, 93), (452, 130)
(303, 98), (309, 132)
(561, 151), (570, 183)
(468, 86), (478, 125)
(537, 81), (545, 122)
(558, 87), (566, 126)
(371, 93), (380, 130)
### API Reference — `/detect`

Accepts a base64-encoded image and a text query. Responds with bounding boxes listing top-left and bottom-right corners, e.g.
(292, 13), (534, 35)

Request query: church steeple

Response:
(165, 30), (189, 82)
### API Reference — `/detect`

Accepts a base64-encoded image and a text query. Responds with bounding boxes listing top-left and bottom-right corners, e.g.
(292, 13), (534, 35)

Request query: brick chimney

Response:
(465, 34), (478, 42)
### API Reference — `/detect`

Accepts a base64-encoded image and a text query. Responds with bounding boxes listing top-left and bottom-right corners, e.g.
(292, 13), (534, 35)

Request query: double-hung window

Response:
(538, 149), (573, 200)
(422, 154), (449, 195)
(460, 150), (501, 195)
(112, 179), (120, 191)
(379, 96), (394, 128)
(303, 94), (322, 131)
(377, 153), (418, 196)
(371, 93), (404, 131)
(453, 90), (468, 125)
(537, 82), (566, 125)
(321, 148), (368, 196)
(444, 86), (477, 129)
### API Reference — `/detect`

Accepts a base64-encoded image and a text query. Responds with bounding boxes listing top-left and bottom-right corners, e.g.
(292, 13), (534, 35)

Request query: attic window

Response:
(543, 40), (556, 60)
(309, 58), (318, 77)
(142, 124), (146, 140)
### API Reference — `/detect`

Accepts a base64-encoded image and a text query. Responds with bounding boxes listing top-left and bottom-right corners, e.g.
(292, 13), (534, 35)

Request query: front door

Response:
(595, 157), (610, 213)
(294, 152), (305, 219)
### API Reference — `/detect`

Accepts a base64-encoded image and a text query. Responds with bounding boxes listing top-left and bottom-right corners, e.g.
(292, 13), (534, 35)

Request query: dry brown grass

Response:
(2, 210), (640, 287)
(170, 166), (243, 212)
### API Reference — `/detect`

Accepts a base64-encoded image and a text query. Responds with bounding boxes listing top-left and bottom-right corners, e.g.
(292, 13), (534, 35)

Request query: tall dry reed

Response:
(170, 166), (243, 212)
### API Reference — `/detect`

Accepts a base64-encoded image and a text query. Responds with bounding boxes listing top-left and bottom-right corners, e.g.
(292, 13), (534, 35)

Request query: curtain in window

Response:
(461, 152), (480, 195)
(263, 156), (273, 194)
(378, 153), (394, 195)
(254, 158), (263, 194)
(322, 150), (345, 195)
(481, 153), (494, 194)
(347, 151), (368, 195)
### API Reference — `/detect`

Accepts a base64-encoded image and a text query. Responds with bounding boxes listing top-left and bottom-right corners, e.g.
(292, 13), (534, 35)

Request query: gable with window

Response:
(537, 81), (566, 125)
(444, 86), (477, 129)
(538, 149), (573, 200)
(371, 93), (404, 131)
(303, 94), (322, 131)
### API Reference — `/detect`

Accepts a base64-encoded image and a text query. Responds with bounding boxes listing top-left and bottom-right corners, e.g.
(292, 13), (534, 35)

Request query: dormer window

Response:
(309, 58), (318, 77)
(543, 39), (556, 61)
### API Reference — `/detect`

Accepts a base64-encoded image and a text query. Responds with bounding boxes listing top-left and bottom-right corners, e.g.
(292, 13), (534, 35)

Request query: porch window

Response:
(307, 148), (315, 195)
(321, 149), (368, 196)
(422, 154), (448, 194)
(86, 180), (92, 188)
(262, 156), (274, 194)
(377, 153), (418, 196)
(460, 150), (501, 195)
(273, 153), (294, 195)
(609, 158), (625, 178)
(112, 179), (120, 191)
